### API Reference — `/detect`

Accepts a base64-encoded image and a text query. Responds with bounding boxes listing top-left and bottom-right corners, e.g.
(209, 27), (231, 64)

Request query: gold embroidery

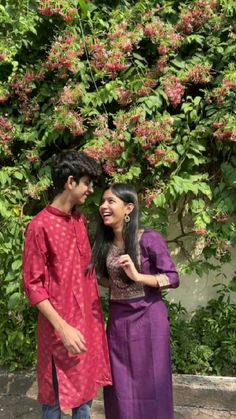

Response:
(107, 245), (145, 301)
(155, 274), (170, 288)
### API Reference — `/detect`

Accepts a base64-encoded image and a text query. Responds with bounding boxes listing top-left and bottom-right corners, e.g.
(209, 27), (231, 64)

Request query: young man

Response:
(23, 150), (112, 419)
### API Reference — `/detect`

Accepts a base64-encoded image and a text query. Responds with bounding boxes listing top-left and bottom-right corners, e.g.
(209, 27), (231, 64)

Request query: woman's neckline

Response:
(112, 229), (145, 249)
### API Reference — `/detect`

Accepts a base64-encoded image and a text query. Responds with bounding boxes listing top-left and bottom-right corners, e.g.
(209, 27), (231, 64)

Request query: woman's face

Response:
(99, 188), (132, 229)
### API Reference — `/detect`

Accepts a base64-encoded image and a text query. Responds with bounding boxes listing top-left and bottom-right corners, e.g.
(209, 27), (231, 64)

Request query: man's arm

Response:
(37, 300), (87, 354)
(23, 225), (86, 354)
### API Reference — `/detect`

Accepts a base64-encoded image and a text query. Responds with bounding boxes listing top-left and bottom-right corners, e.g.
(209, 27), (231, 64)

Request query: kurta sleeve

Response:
(23, 224), (49, 305)
(144, 230), (179, 289)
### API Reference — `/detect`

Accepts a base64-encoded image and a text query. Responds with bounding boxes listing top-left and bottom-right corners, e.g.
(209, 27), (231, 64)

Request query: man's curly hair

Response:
(51, 150), (101, 194)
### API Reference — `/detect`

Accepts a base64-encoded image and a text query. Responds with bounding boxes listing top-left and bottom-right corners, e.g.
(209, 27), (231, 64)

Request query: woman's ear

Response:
(126, 202), (135, 215)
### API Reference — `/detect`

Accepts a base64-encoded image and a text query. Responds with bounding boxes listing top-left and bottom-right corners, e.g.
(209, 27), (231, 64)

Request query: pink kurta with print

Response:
(23, 206), (111, 410)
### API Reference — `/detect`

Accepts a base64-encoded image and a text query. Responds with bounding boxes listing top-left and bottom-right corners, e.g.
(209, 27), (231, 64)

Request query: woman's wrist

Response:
(135, 273), (160, 288)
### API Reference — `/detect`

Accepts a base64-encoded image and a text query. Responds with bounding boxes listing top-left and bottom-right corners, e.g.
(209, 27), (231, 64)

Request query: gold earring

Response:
(124, 214), (130, 223)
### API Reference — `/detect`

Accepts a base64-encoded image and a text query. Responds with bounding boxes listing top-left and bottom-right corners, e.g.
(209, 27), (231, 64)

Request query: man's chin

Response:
(77, 196), (87, 205)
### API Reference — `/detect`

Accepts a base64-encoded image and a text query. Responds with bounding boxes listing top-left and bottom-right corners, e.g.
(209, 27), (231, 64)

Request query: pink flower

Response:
(223, 79), (236, 88)
(163, 76), (185, 108)
(194, 228), (207, 235)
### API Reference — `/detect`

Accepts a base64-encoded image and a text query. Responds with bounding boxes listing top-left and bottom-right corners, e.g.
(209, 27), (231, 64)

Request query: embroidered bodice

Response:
(107, 244), (145, 300)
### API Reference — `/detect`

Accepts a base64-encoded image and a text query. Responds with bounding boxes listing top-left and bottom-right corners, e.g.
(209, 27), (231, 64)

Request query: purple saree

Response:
(104, 229), (179, 419)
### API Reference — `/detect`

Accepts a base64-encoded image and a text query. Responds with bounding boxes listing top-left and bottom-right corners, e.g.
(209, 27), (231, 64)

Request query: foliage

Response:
(169, 280), (236, 376)
(0, 0), (236, 369)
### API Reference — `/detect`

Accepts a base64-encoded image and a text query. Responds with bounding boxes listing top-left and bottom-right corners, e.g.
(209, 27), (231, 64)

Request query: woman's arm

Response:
(119, 230), (179, 290)
(118, 255), (167, 288)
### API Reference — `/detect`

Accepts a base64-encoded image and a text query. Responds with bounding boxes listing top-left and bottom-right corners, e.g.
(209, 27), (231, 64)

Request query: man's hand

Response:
(37, 299), (87, 354)
(58, 321), (87, 354)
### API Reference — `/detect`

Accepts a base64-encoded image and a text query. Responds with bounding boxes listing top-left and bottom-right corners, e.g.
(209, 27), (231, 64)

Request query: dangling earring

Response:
(124, 214), (130, 223)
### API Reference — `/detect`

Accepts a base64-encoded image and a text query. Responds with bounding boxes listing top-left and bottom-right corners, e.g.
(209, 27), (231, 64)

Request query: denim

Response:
(41, 401), (92, 419)
(41, 360), (92, 419)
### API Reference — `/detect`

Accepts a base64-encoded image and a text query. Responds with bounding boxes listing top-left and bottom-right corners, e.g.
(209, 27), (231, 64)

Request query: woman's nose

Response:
(100, 201), (107, 209)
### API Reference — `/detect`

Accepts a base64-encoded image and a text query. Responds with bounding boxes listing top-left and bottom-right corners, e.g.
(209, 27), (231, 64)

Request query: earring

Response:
(124, 214), (130, 223)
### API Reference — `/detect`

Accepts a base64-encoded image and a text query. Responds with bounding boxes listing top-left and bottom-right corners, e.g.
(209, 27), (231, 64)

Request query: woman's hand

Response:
(118, 254), (141, 283)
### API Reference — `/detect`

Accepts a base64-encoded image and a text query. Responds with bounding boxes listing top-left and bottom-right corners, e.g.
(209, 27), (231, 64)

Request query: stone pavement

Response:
(0, 370), (236, 418)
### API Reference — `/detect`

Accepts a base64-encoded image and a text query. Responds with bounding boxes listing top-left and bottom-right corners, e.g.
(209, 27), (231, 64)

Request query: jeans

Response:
(41, 402), (92, 419)
(41, 360), (92, 419)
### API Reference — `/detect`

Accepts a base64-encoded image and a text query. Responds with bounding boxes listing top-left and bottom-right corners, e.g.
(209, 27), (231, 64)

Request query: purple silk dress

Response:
(104, 229), (180, 419)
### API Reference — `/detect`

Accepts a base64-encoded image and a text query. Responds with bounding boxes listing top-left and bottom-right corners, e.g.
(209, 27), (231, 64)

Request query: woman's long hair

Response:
(91, 183), (140, 280)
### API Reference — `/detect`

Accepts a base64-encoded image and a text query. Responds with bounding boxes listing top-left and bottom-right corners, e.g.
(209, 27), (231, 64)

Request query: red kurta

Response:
(23, 205), (112, 410)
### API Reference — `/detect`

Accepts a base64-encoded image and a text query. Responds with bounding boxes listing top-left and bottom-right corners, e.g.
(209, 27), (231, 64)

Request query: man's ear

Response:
(65, 175), (74, 190)
(126, 202), (135, 214)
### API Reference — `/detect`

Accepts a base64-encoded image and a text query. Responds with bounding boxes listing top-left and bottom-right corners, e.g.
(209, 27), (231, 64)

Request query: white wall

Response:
(166, 219), (236, 312)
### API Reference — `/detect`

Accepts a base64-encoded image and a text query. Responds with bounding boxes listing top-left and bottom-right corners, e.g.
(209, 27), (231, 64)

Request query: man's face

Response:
(71, 175), (94, 205)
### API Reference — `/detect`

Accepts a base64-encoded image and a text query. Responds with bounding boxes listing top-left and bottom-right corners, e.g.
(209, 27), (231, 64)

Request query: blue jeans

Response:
(41, 360), (92, 419)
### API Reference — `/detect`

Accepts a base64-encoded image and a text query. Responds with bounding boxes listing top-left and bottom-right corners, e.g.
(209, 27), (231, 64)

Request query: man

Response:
(23, 150), (111, 419)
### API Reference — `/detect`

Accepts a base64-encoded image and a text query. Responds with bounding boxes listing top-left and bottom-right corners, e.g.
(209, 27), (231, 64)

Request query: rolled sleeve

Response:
(23, 225), (49, 306)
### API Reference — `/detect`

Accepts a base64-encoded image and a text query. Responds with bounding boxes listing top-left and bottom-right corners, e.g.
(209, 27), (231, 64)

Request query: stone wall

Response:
(0, 370), (235, 418)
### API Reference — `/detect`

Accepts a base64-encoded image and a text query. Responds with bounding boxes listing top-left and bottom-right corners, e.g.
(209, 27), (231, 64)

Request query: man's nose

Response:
(88, 182), (94, 193)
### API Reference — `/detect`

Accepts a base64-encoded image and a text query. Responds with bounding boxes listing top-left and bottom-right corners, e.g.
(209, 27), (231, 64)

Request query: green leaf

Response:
(11, 259), (22, 271)
(78, 0), (88, 17)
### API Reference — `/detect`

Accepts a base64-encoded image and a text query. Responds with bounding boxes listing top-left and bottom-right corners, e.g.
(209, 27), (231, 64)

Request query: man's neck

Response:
(51, 193), (74, 214)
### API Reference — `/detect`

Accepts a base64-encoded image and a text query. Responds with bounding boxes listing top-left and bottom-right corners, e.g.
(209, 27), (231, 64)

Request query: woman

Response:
(91, 183), (179, 419)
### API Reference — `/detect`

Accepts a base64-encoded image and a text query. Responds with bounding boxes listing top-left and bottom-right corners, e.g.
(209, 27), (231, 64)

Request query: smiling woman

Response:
(91, 183), (179, 419)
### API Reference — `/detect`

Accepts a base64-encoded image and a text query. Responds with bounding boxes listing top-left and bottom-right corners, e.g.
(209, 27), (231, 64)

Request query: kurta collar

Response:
(46, 205), (72, 219)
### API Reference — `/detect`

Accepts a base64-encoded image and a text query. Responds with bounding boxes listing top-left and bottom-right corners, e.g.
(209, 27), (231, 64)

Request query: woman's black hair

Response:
(51, 150), (101, 195)
(91, 183), (140, 281)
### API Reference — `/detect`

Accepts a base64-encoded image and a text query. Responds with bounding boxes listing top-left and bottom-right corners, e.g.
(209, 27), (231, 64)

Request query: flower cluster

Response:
(38, 0), (78, 22)
(25, 181), (49, 199)
(0, 117), (14, 156)
(163, 76), (185, 108)
(46, 32), (84, 76)
(58, 83), (82, 106)
(53, 106), (85, 137)
(213, 118), (236, 142)
(10, 68), (45, 102)
(93, 116), (109, 138)
(213, 213), (229, 223)
(194, 228), (207, 235)
(206, 86), (229, 105)
(142, 187), (161, 207)
(156, 57), (168, 75)
(113, 110), (143, 132)
(185, 64), (212, 84)
(26, 152), (41, 163)
(144, 18), (165, 40)
(0, 117), (14, 143)
(19, 101), (40, 124)
(134, 116), (174, 149)
(116, 87), (133, 106)
(84, 140), (124, 162)
(207, 78), (236, 104)
(177, 0), (217, 34)
(0, 86), (9, 104)
(145, 149), (177, 167)
(89, 39), (129, 78)
(223, 79), (236, 88)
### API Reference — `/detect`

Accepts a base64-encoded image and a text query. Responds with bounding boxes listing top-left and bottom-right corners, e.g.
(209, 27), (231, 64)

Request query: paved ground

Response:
(0, 393), (104, 419)
(1, 370), (235, 418)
